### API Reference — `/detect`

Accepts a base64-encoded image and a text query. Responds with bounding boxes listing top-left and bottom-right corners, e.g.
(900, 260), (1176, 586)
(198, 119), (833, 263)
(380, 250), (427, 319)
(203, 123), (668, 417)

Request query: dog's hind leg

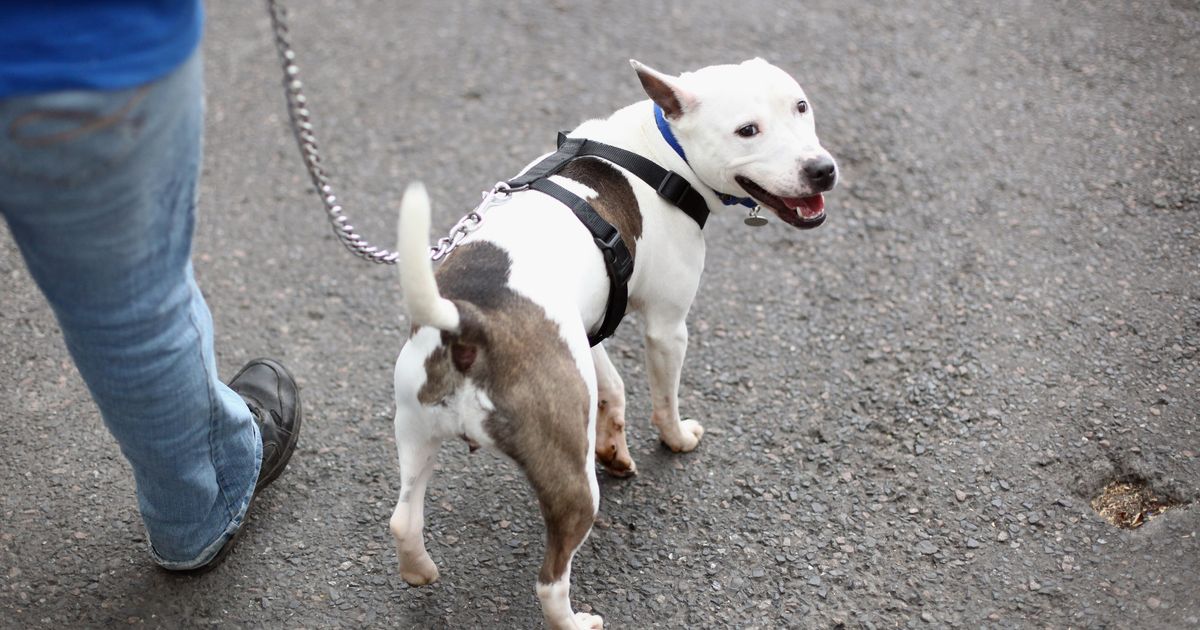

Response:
(389, 406), (443, 586)
(497, 368), (602, 629)
(591, 344), (636, 477)
(525, 446), (603, 630)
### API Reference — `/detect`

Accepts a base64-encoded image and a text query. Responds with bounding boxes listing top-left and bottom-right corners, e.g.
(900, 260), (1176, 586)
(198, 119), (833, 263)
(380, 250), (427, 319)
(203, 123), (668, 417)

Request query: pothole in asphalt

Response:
(1090, 479), (1181, 529)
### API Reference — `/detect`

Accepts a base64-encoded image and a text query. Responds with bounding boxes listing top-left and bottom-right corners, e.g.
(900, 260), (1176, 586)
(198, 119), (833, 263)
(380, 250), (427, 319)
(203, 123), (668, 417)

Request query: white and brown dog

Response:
(389, 58), (837, 629)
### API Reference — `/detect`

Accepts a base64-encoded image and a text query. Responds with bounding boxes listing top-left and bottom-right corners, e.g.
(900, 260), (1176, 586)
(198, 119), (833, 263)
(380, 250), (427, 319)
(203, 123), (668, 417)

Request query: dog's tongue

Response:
(783, 194), (825, 219)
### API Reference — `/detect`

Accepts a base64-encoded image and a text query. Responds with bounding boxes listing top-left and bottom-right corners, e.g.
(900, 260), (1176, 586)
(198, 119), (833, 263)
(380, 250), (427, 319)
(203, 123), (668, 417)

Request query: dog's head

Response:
(632, 58), (837, 228)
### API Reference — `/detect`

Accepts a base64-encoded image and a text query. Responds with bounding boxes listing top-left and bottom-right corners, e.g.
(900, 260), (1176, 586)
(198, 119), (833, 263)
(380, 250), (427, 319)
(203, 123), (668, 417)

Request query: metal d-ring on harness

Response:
(265, 0), (710, 345)
(503, 132), (710, 346)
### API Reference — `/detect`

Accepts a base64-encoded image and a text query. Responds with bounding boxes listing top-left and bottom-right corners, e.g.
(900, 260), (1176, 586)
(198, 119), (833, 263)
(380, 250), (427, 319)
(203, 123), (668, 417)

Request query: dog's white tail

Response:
(398, 182), (460, 331)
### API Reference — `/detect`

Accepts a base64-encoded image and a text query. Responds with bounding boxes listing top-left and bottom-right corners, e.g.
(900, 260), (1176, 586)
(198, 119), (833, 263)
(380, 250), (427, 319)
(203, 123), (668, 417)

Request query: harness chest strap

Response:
(505, 133), (710, 346)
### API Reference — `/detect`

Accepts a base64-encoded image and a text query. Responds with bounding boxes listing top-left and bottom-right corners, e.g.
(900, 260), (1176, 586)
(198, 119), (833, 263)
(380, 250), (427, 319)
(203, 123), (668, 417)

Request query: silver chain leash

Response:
(267, 0), (517, 264)
(267, 0), (399, 264)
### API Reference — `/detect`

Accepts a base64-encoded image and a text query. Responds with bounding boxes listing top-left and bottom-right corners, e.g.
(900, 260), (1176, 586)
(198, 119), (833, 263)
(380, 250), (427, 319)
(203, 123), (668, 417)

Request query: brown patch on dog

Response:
(413, 237), (505, 404)
(435, 239), (513, 309)
(429, 241), (597, 583)
(416, 342), (461, 406)
(559, 157), (642, 258)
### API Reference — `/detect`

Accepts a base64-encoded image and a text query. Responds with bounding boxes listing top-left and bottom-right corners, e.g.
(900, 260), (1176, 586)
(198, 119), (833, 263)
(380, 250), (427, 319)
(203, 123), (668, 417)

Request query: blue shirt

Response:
(0, 1), (203, 98)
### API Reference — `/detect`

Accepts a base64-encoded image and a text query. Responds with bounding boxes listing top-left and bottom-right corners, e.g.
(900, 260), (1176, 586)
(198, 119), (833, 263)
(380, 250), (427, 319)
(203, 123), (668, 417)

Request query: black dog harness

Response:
(505, 133), (710, 346)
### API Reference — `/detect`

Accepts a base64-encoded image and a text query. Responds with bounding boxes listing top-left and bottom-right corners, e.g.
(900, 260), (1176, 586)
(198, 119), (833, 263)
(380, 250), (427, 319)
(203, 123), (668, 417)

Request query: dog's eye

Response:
(735, 123), (759, 138)
(797, 100), (809, 114)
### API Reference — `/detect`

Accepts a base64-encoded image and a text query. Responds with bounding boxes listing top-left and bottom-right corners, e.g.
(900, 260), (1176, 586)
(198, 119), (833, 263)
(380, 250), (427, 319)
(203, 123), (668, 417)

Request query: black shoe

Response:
(230, 358), (303, 492)
(169, 358), (302, 575)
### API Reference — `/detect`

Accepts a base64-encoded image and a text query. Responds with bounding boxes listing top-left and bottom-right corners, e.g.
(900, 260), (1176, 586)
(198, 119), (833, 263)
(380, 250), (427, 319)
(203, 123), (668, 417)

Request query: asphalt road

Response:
(2, 1), (1198, 628)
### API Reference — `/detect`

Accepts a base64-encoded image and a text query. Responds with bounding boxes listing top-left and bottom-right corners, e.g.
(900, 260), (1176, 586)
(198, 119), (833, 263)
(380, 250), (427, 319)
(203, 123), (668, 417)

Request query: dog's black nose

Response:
(804, 157), (837, 189)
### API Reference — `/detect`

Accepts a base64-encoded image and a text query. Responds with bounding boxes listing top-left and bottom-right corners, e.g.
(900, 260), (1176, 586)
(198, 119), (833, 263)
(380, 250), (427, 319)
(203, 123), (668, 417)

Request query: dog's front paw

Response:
(597, 441), (638, 478)
(601, 458), (638, 478)
(661, 418), (705, 453)
(573, 611), (604, 629)
(596, 402), (637, 477)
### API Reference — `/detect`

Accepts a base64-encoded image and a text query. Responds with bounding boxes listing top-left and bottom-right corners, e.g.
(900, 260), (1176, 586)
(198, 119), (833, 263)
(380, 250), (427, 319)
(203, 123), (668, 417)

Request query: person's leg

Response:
(0, 52), (261, 569)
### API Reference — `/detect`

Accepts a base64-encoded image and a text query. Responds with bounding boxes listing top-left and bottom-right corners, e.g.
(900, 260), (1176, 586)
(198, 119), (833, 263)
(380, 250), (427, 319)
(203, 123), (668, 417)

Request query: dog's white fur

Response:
(397, 182), (460, 331)
(390, 58), (836, 629)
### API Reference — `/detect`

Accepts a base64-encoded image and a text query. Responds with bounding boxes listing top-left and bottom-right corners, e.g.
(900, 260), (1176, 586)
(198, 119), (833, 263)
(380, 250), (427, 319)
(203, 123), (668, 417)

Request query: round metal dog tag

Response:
(744, 207), (768, 227)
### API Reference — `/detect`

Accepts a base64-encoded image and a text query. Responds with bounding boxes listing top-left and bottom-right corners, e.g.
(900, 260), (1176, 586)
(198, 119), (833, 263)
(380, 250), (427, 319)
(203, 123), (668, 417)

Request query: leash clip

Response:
(429, 181), (516, 261)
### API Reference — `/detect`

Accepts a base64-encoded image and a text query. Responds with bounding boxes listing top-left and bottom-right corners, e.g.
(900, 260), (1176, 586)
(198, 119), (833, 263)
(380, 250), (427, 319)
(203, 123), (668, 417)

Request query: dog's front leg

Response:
(591, 344), (636, 476)
(644, 318), (704, 452)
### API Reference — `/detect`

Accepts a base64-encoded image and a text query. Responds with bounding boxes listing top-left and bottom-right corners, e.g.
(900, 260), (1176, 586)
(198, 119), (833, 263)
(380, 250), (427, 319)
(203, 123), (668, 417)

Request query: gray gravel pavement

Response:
(2, 1), (1198, 628)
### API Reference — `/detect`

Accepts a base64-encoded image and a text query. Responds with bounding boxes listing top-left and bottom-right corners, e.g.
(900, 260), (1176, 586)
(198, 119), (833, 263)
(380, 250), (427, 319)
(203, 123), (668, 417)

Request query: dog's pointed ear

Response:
(630, 60), (696, 119)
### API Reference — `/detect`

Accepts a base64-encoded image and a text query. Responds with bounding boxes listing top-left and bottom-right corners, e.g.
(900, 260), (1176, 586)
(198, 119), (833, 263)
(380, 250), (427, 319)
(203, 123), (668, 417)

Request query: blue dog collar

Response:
(720, 192), (759, 209)
(653, 104), (757, 209)
(654, 103), (687, 162)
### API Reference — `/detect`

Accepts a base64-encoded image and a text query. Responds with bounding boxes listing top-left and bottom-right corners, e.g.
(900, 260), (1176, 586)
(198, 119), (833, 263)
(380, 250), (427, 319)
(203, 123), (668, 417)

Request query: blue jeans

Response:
(0, 52), (261, 569)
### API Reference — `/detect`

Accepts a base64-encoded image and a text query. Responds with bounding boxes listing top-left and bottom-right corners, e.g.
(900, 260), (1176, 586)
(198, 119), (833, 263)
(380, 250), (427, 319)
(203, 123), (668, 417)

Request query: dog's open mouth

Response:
(735, 176), (826, 229)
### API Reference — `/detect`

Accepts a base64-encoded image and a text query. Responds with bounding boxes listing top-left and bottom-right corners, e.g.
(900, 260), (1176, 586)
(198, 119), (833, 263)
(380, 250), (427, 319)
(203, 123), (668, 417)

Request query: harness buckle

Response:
(656, 171), (691, 206)
(593, 229), (621, 255)
(593, 229), (634, 283)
